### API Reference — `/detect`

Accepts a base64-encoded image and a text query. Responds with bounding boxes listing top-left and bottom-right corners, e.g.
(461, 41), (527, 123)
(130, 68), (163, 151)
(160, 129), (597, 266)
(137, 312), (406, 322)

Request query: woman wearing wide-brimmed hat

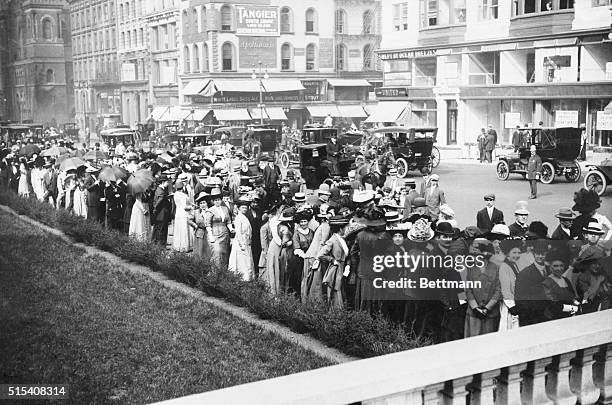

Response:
(302, 210), (331, 302)
(575, 246), (610, 313)
(278, 208), (295, 294)
(188, 191), (211, 259)
(317, 215), (351, 309)
(172, 180), (194, 252)
(228, 197), (255, 281)
(205, 187), (231, 270)
(291, 208), (314, 297)
(570, 188), (601, 239)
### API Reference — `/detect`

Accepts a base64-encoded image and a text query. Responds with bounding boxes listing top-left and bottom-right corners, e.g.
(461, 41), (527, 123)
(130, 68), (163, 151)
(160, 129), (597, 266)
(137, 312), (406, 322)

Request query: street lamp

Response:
(251, 61), (269, 125)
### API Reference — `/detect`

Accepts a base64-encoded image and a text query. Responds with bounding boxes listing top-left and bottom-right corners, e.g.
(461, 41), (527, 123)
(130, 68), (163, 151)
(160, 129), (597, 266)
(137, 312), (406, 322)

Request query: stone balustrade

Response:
(153, 310), (612, 405)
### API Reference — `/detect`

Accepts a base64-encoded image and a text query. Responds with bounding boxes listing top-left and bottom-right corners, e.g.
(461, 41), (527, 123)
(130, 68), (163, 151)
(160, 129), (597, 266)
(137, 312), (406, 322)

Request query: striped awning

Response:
(188, 109), (211, 121)
(182, 80), (211, 96)
(307, 104), (341, 118)
(159, 106), (189, 122)
(364, 102), (408, 124)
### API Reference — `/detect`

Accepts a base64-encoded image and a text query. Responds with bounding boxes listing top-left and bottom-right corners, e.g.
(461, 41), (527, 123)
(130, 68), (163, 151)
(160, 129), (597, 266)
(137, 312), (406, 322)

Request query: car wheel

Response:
(564, 161), (582, 183)
(584, 170), (607, 196)
(396, 158), (408, 178)
(431, 146), (441, 168)
(540, 162), (555, 184)
(279, 152), (290, 169)
(496, 160), (510, 181)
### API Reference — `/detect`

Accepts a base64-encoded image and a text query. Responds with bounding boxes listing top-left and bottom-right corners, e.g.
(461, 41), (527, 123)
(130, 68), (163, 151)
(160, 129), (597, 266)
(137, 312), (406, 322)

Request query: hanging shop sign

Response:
(596, 111), (612, 131)
(504, 112), (521, 129)
(379, 49), (437, 61)
(554, 110), (578, 128)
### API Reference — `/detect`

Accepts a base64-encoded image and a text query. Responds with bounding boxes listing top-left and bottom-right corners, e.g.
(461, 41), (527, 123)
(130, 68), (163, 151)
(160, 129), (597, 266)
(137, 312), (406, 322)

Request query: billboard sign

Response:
(238, 37), (277, 69)
(236, 5), (279, 36)
(554, 110), (578, 128)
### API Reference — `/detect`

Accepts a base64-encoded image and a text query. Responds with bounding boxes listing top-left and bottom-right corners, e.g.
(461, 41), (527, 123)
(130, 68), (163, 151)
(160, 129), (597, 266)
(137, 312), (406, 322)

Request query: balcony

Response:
(418, 24), (467, 47)
(151, 310), (612, 405)
(509, 9), (574, 38)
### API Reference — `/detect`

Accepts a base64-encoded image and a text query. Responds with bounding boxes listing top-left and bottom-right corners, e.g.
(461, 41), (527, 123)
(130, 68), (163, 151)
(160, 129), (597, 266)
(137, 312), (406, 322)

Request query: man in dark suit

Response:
(511, 125), (521, 152)
(527, 145), (542, 199)
(85, 173), (103, 223)
(476, 193), (504, 232)
(550, 208), (575, 240)
(514, 241), (549, 326)
(484, 129), (496, 163)
(262, 156), (281, 207)
(105, 181), (125, 231)
(399, 179), (419, 218)
(508, 201), (530, 238)
(152, 175), (172, 245)
(326, 132), (341, 176)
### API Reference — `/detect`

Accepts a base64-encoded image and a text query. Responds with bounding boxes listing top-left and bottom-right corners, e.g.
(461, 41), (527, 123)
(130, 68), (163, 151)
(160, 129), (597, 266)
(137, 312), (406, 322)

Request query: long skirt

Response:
(278, 246), (294, 294)
(288, 256), (303, 297)
(172, 216), (193, 252)
(498, 302), (519, 332)
(302, 257), (324, 303)
(464, 306), (500, 338)
(192, 235), (211, 259)
(263, 241), (281, 295)
(209, 233), (230, 271)
(228, 239), (254, 281)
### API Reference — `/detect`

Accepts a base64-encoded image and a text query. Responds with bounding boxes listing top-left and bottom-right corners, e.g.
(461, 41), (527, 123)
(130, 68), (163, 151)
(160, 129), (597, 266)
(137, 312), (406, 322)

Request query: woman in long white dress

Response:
(129, 192), (151, 242)
(172, 181), (193, 252)
(498, 240), (523, 331)
(228, 198), (254, 281)
(72, 178), (88, 218)
(18, 162), (30, 197)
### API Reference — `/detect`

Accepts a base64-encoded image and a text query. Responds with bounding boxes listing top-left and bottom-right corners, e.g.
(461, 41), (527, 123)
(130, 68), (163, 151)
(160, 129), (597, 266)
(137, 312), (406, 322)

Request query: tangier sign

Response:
(236, 5), (279, 36)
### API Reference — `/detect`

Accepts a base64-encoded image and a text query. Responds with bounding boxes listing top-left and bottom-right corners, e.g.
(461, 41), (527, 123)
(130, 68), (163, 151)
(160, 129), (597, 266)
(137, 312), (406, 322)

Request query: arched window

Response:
(119, 4), (124, 20)
(183, 10), (189, 33)
(335, 9), (346, 34)
(280, 7), (292, 33)
(222, 42), (234, 71)
(201, 7), (207, 31)
(306, 43), (316, 71)
(127, 30), (131, 49)
(363, 10), (373, 34)
(336, 44), (346, 71)
(46, 69), (54, 83)
(42, 18), (53, 40)
(202, 43), (209, 72)
(193, 43), (200, 72)
(363, 44), (372, 70)
(281, 43), (292, 71)
(184, 45), (190, 72)
(193, 8), (198, 32)
(221, 5), (232, 31)
(305, 8), (317, 33)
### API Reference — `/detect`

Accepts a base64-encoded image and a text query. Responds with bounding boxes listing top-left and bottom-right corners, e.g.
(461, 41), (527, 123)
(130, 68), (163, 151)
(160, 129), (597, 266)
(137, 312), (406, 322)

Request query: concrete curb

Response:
(0, 204), (358, 365)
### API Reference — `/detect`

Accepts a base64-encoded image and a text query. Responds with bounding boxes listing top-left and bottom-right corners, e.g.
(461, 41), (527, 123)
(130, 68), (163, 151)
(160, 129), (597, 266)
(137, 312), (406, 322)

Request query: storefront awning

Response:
(263, 79), (305, 92)
(364, 102), (408, 123)
(337, 105), (368, 118)
(213, 109), (252, 122)
(182, 80), (211, 96)
(265, 107), (288, 120)
(327, 79), (372, 87)
(188, 109), (211, 121)
(159, 106), (189, 122)
(150, 106), (169, 121)
(605, 100), (612, 113)
(206, 80), (262, 94)
(307, 104), (341, 118)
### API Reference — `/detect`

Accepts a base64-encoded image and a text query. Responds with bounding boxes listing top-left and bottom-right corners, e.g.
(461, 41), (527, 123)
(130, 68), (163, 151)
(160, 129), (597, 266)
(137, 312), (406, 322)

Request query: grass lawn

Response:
(0, 211), (331, 404)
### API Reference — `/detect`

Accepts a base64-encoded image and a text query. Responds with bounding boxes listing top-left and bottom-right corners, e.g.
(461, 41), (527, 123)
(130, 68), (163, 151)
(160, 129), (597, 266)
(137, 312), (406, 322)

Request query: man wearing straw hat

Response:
(508, 201), (530, 238)
(551, 208), (576, 240)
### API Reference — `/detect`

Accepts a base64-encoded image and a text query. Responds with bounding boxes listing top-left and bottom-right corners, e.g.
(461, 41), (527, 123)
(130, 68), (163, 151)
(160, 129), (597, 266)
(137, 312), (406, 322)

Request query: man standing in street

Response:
(579, 125), (588, 161)
(423, 174), (446, 222)
(326, 132), (340, 176)
(477, 128), (487, 163)
(484, 128), (496, 163)
(152, 175), (172, 245)
(527, 145), (542, 199)
(512, 125), (521, 152)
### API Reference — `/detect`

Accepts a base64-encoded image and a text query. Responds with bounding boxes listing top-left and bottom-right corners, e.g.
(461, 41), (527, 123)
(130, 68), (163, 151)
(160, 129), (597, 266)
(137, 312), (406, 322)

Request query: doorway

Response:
(447, 100), (457, 145)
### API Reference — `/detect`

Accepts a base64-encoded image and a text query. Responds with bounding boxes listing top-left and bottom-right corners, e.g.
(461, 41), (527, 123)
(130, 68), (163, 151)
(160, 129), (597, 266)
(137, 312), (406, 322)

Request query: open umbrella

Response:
(83, 150), (109, 161)
(40, 145), (68, 157)
(19, 144), (41, 157)
(127, 169), (155, 195)
(99, 165), (130, 182)
(59, 157), (87, 172)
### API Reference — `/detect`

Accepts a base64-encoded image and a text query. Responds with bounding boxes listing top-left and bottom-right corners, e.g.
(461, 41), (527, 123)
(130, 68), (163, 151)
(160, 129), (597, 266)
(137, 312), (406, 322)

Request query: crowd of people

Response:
(1, 134), (611, 344)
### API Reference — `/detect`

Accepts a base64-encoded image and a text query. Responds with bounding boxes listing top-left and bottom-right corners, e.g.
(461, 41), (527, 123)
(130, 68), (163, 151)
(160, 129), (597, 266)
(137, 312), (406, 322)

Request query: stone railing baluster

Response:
(593, 343), (611, 404)
(439, 376), (471, 405)
(570, 347), (601, 404)
(423, 382), (445, 405)
(496, 364), (524, 405)
(545, 352), (575, 405)
(467, 370), (497, 405)
(522, 358), (551, 404)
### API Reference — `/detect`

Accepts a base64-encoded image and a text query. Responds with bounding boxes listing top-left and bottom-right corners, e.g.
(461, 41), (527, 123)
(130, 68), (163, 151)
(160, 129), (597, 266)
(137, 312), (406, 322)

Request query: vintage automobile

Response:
(246, 125), (282, 161)
(496, 127), (582, 184)
(0, 124), (31, 144)
(62, 123), (79, 140)
(368, 126), (440, 178)
(584, 157), (612, 196)
(177, 133), (210, 149)
(213, 126), (247, 148)
(100, 128), (136, 148)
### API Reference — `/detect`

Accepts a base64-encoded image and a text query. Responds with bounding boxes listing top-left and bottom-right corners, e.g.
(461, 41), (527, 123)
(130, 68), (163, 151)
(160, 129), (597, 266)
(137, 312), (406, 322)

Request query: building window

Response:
(305, 8), (317, 33)
(183, 10), (189, 33)
(306, 43), (316, 70)
(336, 44), (346, 71)
(479, 0), (499, 20)
(222, 42), (234, 71)
(119, 4), (123, 21)
(420, 0), (438, 27)
(415, 57), (437, 86)
(193, 44), (200, 72)
(42, 18), (53, 40)
(202, 43), (209, 72)
(468, 52), (500, 85)
(453, 0), (466, 23)
(543, 54), (571, 83)
(335, 9), (346, 34)
(138, 28), (143, 47)
(221, 5), (232, 31)
(393, 3), (409, 31)
(592, 0), (611, 5)
(127, 31), (131, 49)
(184, 46), (190, 72)
(363, 10), (374, 34)
(202, 7), (207, 32)
(517, 0), (573, 15)
(363, 44), (372, 70)
(281, 43), (292, 71)
(280, 7), (292, 33)
(193, 8), (199, 32)
(46, 69), (54, 83)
